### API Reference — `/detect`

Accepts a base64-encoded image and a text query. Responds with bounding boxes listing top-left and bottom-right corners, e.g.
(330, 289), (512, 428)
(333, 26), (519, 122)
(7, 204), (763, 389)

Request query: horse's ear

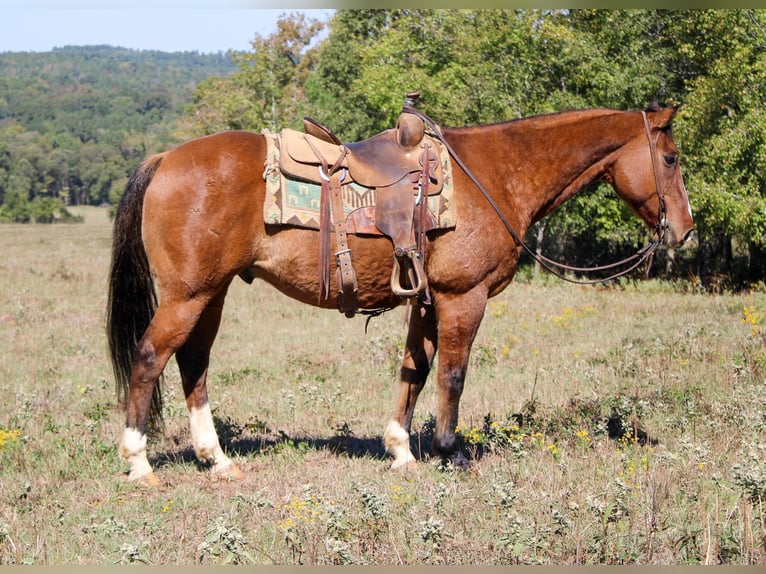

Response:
(649, 105), (680, 128)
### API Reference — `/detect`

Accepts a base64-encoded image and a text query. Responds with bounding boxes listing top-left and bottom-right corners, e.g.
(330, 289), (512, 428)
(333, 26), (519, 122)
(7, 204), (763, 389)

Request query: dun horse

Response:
(108, 103), (694, 483)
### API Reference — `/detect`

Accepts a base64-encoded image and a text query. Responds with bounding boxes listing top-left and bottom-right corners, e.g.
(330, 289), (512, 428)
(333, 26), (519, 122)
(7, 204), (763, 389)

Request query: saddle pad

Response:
(262, 129), (456, 233)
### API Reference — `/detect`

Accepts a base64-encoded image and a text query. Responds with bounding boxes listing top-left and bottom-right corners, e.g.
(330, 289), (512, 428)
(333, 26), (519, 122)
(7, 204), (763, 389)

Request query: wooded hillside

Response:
(0, 45), (235, 221)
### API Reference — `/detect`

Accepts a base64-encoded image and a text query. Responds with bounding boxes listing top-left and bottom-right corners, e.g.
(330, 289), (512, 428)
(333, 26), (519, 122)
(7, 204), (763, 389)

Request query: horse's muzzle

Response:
(663, 226), (695, 248)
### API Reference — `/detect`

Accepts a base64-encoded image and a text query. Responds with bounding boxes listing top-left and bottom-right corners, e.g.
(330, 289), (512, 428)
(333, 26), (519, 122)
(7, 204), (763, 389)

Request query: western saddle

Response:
(277, 92), (446, 317)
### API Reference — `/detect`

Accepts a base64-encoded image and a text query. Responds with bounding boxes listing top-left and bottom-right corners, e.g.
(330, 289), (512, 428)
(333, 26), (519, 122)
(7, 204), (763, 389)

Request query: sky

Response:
(0, 8), (335, 54)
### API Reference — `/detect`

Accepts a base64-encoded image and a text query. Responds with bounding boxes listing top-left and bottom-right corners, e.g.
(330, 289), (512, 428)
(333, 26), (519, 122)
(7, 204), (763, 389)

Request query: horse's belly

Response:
(250, 229), (403, 310)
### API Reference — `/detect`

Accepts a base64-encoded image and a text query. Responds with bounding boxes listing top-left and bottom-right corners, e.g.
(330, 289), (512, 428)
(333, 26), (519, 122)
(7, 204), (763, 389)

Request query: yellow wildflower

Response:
(0, 429), (21, 450)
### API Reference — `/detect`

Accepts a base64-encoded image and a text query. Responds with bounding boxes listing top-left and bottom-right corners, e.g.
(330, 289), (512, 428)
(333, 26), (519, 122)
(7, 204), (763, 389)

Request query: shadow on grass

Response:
(148, 432), (391, 472)
(147, 398), (659, 473)
(147, 421), (445, 473)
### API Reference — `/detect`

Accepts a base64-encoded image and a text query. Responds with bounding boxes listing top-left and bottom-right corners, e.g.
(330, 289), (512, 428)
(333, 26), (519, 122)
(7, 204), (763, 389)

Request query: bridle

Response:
(402, 105), (670, 285)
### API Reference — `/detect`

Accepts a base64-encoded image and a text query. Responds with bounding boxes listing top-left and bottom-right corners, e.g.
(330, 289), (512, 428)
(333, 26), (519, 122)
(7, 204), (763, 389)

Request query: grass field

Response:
(1, 206), (765, 564)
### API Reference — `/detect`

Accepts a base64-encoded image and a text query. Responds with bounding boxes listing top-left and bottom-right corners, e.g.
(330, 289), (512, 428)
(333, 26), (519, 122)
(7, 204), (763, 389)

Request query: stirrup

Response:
(390, 247), (427, 298)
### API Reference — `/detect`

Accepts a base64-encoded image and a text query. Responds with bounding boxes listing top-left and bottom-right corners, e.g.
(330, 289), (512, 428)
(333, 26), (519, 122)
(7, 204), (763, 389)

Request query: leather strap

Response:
(329, 171), (358, 317)
(304, 135), (357, 310)
(417, 143), (433, 304)
(416, 143), (431, 257)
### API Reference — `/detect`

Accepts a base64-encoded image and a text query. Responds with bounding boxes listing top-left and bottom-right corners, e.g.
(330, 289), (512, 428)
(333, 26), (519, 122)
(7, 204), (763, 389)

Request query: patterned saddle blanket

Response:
(261, 129), (456, 235)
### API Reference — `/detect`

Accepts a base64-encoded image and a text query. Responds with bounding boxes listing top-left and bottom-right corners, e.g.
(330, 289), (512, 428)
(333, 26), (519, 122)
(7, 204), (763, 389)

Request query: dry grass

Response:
(1, 206), (765, 564)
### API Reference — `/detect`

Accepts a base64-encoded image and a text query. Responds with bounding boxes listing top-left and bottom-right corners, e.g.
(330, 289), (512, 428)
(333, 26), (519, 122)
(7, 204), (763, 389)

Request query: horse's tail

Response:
(107, 154), (165, 429)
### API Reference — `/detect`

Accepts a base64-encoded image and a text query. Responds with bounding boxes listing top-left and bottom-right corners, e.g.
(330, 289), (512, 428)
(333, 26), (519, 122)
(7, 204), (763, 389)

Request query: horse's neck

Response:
(445, 110), (640, 223)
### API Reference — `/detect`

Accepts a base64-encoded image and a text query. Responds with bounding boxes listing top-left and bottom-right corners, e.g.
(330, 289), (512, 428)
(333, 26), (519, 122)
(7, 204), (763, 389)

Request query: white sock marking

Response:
(119, 427), (154, 480)
(189, 402), (233, 472)
(384, 420), (416, 469)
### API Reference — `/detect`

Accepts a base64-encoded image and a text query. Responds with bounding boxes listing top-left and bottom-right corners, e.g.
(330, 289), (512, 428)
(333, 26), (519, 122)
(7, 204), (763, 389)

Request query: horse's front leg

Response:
(431, 287), (487, 466)
(384, 303), (438, 469)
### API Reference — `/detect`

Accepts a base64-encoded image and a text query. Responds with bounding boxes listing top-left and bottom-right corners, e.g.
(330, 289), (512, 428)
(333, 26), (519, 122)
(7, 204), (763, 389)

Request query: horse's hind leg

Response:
(384, 303), (438, 469)
(119, 295), (214, 482)
(175, 284), (243, 480)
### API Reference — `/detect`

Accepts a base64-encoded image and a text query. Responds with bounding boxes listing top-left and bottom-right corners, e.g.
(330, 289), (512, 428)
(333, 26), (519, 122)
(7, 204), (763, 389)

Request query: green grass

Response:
(1, 206), (765, 564)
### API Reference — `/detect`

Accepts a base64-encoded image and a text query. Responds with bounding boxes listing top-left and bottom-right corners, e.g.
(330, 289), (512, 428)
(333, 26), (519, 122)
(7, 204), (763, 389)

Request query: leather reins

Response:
(402, 106), (669, 285)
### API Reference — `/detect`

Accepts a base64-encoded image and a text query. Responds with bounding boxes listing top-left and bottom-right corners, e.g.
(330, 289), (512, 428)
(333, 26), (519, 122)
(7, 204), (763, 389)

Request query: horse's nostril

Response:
(682, 228), (695, 244)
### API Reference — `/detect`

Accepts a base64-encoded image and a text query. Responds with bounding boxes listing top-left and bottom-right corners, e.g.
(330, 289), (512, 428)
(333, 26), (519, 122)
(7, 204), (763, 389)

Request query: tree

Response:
(190, 12), (324, 134)
(663, 10), (766, 283)
(304, 9), (398, 140)
(0, 46), (236, 217)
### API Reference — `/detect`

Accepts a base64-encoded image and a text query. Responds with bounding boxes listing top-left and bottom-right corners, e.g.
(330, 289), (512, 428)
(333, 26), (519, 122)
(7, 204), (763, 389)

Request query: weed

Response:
(548, 305), (597, 329)
(418, 516), (447, 563)
(742, 305), (762, 335)
(471, 343), (499, 367)
(116, 543), (150, 564)
(732, 441), (766, 506)
(197, 515), (255, 565)
(230, 491), (275, 510)
(0, 428), (21, 450)
(270, 430), (309, 456)
(484, 473), (517, 513)
(215, 366), (260, 386)
(80, 516), (127, 536)
(357, 484), (388, 522)
(365, 331), (404, 375)
(277, 484), (333, 564)
(496, 512), (538, 563)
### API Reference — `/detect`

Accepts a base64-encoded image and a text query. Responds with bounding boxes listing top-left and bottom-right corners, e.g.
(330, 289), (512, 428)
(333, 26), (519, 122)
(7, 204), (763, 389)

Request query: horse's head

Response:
(607, 105), (694, 248)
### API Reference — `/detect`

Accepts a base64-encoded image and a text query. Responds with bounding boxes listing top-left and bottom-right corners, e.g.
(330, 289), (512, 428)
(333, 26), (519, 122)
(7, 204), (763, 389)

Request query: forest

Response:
(0, 45), (235, 222)
(1, 9), (765, 289)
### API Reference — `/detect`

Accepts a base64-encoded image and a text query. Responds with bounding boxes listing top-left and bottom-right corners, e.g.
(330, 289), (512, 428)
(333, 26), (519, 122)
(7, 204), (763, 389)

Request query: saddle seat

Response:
(280, 121), (443, 192)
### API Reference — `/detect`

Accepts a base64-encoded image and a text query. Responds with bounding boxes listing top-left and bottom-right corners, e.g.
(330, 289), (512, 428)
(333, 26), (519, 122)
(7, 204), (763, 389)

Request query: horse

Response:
(107, 103), (694, 483)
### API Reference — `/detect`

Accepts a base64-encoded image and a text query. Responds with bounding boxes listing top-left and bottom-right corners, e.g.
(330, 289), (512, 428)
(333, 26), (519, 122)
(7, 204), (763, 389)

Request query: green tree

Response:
(0, 46), (236, 217)
(190, 12), (324, 134)
(304, 9), (397, 140)
(0, 158), (34, 222)
(605, 9), (766, 283)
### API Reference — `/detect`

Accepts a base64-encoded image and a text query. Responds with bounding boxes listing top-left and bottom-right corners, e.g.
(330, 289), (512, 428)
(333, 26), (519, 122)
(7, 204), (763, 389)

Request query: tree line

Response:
(2, 10), (765, 289)
(0, 45), (235, 222)
(188, 9), (766, 289)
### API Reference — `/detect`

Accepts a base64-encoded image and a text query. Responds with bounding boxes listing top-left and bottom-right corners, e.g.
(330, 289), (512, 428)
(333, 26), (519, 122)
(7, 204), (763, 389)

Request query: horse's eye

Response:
(664, 155), (677, 167)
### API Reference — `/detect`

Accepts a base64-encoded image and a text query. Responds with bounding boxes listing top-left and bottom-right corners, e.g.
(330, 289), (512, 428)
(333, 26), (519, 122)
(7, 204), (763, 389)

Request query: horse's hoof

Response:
(144, 472), (162, 486)
(451, 453), (472, 469)
(437, 453), (473, 472)
(126, 471), (161, 486)
(390, 459), (419, 473)
(214, 463), (245, 481)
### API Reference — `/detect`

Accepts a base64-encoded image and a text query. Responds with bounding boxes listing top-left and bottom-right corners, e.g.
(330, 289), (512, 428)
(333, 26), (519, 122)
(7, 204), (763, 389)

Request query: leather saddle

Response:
(277, 92), (444, 317)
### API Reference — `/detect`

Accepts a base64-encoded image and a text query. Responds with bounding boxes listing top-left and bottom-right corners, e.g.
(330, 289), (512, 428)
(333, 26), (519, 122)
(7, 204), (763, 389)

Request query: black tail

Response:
(107, 155), (164, 429)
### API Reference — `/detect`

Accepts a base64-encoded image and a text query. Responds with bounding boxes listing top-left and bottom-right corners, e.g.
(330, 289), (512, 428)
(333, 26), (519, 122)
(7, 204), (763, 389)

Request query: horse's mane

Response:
(443, 107), (622, 134)
(443, 103), (670, 134)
